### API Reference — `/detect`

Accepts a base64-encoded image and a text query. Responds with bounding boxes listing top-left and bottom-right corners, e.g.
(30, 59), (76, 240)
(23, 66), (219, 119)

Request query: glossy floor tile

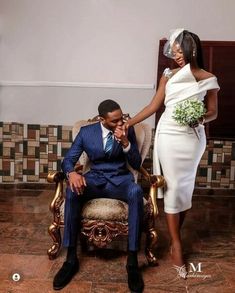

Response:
(0, 188), (234, 292)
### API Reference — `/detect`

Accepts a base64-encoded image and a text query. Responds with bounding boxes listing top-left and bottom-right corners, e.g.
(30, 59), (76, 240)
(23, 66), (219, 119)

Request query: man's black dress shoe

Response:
(53, 260), (79, 290)
(126, 264), (144, 293)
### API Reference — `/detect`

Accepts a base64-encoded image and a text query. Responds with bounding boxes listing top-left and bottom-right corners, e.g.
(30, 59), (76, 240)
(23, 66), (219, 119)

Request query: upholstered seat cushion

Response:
(81, 198), (128, 222)
(81, 198), (148, 222)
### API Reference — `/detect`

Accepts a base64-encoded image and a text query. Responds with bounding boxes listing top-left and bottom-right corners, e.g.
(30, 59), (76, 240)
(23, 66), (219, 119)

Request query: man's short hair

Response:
(98, 99), (121, 118)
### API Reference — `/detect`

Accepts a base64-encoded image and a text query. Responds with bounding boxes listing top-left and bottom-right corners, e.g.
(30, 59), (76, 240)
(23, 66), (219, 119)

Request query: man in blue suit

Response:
(53, 99), (144, 292)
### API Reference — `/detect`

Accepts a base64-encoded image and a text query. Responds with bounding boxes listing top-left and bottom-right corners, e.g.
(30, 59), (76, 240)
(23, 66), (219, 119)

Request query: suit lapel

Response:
(92, 123), (121, 157)
(91, 123), (104, 155)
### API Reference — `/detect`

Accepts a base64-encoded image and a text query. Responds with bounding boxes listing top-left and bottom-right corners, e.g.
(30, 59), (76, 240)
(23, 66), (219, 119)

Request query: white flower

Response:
(172, 98), (206, 126)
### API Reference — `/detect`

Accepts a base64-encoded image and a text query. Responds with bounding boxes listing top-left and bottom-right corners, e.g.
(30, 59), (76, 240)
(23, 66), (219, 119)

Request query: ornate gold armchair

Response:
(47, 117), (164, 266)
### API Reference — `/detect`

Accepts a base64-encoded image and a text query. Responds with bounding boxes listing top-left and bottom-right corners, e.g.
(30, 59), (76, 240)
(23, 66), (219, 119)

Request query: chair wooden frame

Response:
(47, 118), (164, 266)
(47, 168), (164, 265)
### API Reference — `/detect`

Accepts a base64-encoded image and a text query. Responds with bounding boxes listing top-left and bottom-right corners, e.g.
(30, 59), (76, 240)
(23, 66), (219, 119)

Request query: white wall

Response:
(1, 0), (235, 126)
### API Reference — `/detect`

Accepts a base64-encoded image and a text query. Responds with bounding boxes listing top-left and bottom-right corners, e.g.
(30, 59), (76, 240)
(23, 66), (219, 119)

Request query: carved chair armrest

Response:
(47, 171), (66, 216)
(138, 166), (165, 194)
(47, 163), (84, 184)
(47, 165), (85, 213)
(47, 171), (65, 183)
(138, 166), (165, 222)
(47, 164), (85, 210)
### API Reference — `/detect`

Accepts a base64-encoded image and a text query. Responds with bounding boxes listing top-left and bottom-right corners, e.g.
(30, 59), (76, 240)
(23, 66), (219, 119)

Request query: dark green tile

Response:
(221, 168), (226, 176)
(23, 141), (28, 156)
(28, 124), (40, 130)
(43, 166), (48, 173)
(53, 145), (57, 154)
(10, 148), (15, 159)
(199, 168), (207, 177)
(57, 126), (62, 140)
(57, 160), (61, 171)
(232, 143), (235, 160)
(23, 169), (35, 175)
(35, 147), (40, 159)
(208, 150), (213, 165)
(1, 170), (10, 176)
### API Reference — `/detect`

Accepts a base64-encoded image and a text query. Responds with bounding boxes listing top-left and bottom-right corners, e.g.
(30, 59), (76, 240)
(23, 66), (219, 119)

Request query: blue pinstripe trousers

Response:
(63, 178), (144, 251)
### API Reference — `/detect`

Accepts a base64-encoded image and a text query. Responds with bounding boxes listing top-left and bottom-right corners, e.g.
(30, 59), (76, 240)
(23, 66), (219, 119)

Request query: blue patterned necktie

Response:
(104, 132), (113, 155)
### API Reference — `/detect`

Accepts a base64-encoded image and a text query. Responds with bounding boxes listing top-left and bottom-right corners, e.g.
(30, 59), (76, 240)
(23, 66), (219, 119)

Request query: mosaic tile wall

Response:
(0, 122), (234, 189)
(0, 122), (72, 183)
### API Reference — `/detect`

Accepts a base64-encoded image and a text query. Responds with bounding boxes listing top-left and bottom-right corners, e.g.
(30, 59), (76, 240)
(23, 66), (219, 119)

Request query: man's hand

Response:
(114, 125), (129, 148)
(68, 171), (87, 195)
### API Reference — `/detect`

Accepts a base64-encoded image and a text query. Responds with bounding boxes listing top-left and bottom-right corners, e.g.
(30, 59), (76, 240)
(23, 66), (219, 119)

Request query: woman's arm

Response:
(126, 75), (167, 127)
(193, 69), (219, 125)
(200, 88), (218, 124)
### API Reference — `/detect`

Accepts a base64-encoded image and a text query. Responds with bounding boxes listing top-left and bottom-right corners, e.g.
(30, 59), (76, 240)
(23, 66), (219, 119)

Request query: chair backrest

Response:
(72, 119), (152, 182)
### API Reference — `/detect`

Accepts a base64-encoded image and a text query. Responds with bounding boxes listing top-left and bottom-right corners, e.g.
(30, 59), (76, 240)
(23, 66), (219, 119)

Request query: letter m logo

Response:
(189, 262), (202, 273)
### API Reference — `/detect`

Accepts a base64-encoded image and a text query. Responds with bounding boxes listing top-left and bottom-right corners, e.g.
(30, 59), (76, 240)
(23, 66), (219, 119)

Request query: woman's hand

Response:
(189, 116), (205, 128)
(114, 125), (129, 148)
(122, 122), (130, 136)
(189, 120), (199, 128)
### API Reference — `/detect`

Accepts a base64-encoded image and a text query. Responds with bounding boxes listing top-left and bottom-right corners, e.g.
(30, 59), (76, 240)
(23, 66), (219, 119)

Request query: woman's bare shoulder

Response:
(171, 67), (181, 74)
(194, 69), (215, 81)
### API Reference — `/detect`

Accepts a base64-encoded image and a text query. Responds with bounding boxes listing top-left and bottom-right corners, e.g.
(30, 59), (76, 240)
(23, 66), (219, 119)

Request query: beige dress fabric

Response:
(153, 64), (220, 213)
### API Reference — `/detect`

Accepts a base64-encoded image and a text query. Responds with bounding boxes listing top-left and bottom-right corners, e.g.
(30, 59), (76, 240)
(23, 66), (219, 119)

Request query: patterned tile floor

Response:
(0, 188), (234, 293)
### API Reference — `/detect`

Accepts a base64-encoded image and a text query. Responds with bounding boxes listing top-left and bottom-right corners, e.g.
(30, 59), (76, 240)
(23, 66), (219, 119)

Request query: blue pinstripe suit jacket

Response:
(61, 122), (142, 186)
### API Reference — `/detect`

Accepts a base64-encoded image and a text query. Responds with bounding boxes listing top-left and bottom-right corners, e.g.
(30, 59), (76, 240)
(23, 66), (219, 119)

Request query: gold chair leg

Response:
(47, 222), (62, 260)
(144, 177), (163, 266)
(47, 173), (65, 259)
(145, 228), (158, 266)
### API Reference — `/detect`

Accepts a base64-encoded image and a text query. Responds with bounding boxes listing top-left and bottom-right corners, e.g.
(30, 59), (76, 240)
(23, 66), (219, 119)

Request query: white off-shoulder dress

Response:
(153, 64), (220, 214)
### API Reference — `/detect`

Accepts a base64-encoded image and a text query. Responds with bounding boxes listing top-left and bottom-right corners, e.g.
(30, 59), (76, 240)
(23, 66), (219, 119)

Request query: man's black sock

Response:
(66, 247), (78, 264)
(127, 250), (138, 267)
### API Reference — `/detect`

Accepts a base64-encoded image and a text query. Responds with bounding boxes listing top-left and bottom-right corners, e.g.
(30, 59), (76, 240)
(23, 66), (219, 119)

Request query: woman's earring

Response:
(193, 50), (196, 57)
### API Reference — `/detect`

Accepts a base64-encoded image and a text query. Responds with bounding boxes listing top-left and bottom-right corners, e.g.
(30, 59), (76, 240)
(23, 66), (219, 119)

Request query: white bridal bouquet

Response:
(172, 98), (206, 139)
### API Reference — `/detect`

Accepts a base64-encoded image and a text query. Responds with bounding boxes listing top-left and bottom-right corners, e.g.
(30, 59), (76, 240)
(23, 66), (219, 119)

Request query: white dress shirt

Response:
(100, 123), (130, 153)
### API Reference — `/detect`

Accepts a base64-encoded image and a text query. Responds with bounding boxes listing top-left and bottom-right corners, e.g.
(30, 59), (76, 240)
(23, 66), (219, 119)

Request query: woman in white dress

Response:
(124, 29), (220, 278)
